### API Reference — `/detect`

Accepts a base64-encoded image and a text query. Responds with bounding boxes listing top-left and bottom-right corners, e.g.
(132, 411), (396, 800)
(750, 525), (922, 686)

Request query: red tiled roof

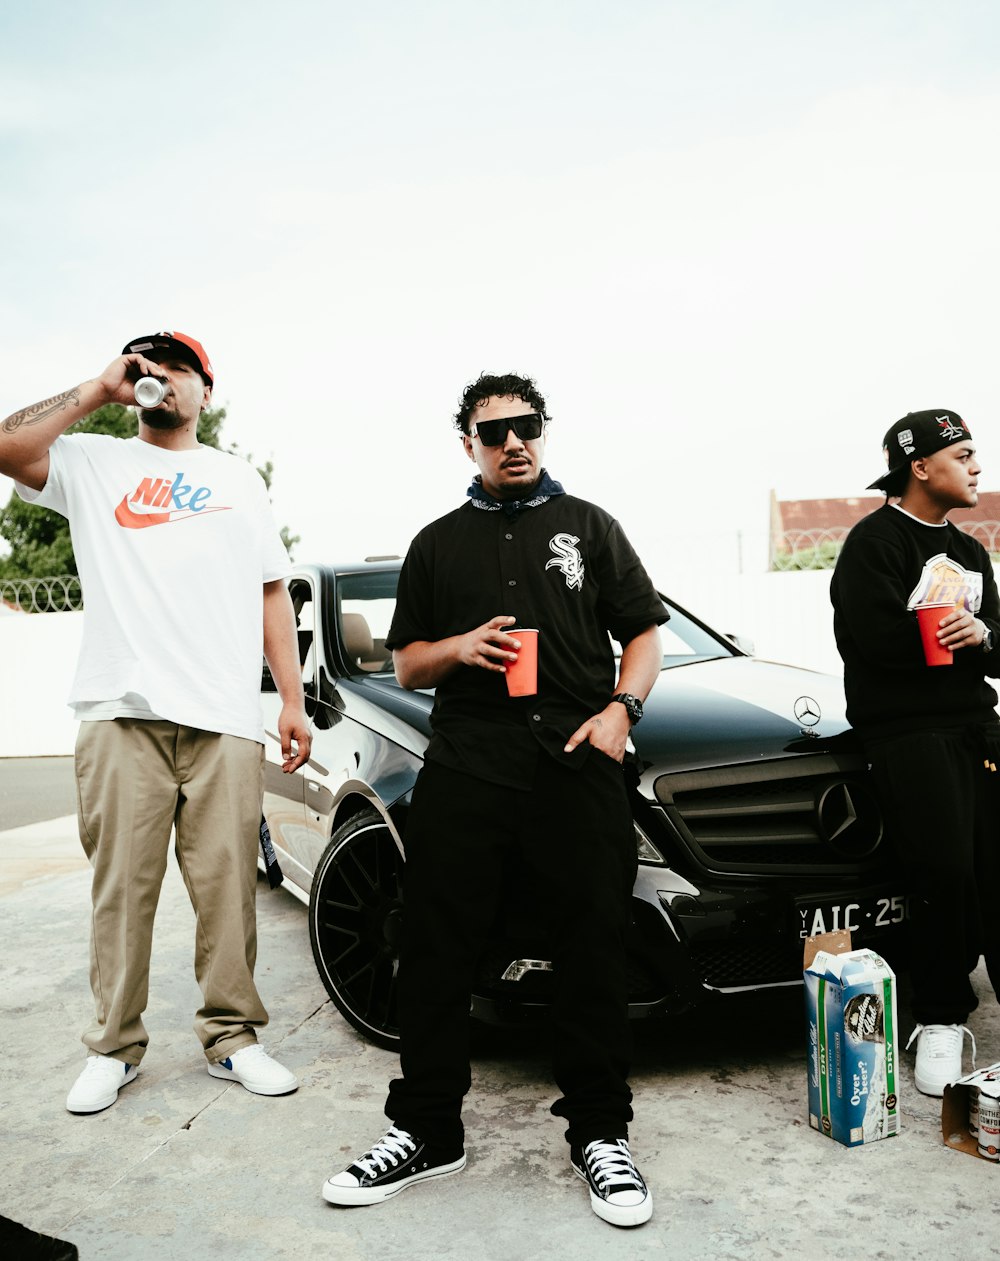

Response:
(776, 491), (1000, 533)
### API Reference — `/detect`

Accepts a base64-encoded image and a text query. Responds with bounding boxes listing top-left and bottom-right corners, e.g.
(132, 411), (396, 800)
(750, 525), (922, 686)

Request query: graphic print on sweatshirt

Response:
(906, 553), (983, 612)
(545, 533), (585, 591)
(114, 471), (232, 530)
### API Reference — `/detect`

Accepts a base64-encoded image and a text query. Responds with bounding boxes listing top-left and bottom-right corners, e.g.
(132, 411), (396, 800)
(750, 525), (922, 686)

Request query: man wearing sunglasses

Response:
(323, 373), (666, 1228)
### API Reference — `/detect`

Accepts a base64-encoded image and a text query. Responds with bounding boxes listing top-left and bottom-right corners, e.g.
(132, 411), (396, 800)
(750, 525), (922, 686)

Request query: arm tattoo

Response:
(2, 388), (82, 434)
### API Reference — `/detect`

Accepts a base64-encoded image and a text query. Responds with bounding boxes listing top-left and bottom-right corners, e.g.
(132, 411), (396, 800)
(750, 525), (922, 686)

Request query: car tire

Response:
(308, 807), (403, 1050)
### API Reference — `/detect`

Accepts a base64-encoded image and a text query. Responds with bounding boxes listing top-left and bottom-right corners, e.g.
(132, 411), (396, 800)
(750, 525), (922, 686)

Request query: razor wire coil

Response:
(0, 575), (83, 613)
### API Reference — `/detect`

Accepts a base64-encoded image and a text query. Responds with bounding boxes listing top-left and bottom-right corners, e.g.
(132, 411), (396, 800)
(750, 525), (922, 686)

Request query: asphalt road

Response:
(0, 755), (75, 829)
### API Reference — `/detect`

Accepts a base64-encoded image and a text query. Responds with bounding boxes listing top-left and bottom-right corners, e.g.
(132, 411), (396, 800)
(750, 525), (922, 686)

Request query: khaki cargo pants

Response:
(75, 718), (268, 1065)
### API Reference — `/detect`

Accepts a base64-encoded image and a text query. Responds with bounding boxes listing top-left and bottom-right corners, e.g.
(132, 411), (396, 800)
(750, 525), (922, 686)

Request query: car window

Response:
(335, 570), (400, 675)
(263, 576), (317, 692)
(655, 601), (737, 668)
(291, 579), (317, 686)
(610, 599), (738, 669)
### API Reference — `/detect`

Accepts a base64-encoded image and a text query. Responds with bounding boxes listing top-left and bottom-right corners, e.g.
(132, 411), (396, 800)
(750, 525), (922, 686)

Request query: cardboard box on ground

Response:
(803, 929), (900, 1147)
(942, 1064), (1000, 1164)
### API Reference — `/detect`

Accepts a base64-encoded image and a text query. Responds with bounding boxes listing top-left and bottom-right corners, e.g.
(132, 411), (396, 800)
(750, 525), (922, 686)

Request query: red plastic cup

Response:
(504, 628), (538, 696)
(915, 602), (955, 667)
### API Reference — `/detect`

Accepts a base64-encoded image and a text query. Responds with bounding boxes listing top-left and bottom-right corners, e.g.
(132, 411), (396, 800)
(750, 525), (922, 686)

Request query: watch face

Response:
(615, 693), (642, 723)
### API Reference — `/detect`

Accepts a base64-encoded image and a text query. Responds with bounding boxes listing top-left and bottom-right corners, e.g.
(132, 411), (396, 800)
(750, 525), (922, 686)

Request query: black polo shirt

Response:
(386, 491), (668, 788)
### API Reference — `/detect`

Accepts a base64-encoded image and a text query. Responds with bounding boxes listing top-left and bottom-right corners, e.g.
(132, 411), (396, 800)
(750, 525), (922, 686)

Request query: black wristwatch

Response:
(611, 693), (643, 725)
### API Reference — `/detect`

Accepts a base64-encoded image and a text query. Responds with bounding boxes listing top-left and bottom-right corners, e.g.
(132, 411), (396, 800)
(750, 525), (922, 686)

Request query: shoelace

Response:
(905, 1022), (977, 1068)
(81, 1057), (122, 1078)
(235, 1044), (269, 1064)
(354, 1126), (417, 1178)
(583, 1139), (644, 1193)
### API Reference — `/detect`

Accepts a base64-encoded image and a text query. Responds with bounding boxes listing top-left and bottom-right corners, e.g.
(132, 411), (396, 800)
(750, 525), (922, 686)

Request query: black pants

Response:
(865, 723), (1000, 1025)
(384, 754), (637, 1150)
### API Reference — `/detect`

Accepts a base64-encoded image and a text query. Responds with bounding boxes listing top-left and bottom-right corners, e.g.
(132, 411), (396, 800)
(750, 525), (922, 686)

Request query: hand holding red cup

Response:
(504, 628), (539, 696)
(914, 601), (957, 667)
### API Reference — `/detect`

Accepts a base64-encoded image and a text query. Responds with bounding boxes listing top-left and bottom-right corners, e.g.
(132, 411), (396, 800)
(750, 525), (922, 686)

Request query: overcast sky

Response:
(2, 0), (999, 590)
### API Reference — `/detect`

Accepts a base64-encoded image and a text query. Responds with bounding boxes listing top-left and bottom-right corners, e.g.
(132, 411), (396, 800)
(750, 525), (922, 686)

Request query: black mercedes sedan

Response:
(260, 558), (906, 1049)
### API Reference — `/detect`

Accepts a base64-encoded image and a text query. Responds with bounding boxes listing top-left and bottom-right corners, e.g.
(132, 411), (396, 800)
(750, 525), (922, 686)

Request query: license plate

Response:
(795, 893), (908, 941)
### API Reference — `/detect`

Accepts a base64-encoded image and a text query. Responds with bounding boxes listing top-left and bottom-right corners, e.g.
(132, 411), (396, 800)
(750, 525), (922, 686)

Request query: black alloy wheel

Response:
(308, 808), (404, 1050)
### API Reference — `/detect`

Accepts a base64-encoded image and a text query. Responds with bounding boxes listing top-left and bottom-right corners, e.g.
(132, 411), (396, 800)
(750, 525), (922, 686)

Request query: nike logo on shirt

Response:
(115, 473), (232, 530)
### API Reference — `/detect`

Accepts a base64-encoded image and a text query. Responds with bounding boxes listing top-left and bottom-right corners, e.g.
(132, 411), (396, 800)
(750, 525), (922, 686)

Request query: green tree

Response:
(0, 403), (299, 583)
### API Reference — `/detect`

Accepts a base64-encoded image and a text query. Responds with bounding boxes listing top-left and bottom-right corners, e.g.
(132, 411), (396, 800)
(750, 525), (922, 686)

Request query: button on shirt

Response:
(386, 487), (667, 789)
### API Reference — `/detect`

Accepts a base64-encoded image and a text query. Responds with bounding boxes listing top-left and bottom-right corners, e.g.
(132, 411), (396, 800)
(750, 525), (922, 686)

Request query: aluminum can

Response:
(133, 376), (166, 408)
(977, 1091), (1000, 1161)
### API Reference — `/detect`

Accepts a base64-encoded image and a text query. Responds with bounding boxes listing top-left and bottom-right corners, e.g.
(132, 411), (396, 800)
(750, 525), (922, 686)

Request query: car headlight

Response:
(635, 821), (665, 865)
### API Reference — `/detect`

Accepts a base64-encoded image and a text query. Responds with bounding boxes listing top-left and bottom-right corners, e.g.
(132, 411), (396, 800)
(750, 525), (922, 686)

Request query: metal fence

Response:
(770, 521), (1000, 571)
(1, 575), (83, 613)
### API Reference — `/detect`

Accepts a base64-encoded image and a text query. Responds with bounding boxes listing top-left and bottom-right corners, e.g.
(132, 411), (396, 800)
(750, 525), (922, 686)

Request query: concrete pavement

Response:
(2, 813), (1000, 1259)
(0, 813), (88, 898)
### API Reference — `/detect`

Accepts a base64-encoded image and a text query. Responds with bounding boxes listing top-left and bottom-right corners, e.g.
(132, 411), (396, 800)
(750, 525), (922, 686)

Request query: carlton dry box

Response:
(804, 932), (900, 1147)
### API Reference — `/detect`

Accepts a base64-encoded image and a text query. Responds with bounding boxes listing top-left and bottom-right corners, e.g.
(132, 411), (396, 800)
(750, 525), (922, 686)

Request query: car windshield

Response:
(333, 569), (738, 677)
(645, 598), (738, 668)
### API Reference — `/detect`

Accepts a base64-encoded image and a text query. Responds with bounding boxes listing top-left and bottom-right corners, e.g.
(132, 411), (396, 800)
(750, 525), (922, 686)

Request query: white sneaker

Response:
(66, 1055), (138, 1113)
(207, 1043), (298, 1096)
(906, 1023), (977, 1096)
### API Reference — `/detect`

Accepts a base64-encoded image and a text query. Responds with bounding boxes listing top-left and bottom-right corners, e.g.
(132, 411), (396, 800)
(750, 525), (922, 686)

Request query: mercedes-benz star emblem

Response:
(816, 780), (884, 858)
(794, 695), (821, 727)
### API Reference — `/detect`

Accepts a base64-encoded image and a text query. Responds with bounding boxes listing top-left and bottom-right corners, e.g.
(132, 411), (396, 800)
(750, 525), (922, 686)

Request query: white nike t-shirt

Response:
(16, 434), (290, 742)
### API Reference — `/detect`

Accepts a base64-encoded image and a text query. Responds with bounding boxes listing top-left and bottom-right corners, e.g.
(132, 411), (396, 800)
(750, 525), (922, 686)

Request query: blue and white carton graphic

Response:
(804, 933), (900, 1146)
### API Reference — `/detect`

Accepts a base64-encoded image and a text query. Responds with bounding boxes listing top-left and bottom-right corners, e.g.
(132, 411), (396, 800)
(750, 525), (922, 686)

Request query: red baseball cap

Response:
(122, 330), (214, 386)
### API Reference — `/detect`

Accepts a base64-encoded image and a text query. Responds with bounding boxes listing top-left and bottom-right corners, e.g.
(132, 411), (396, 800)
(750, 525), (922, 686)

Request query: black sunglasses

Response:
(470, 412), (545, 447)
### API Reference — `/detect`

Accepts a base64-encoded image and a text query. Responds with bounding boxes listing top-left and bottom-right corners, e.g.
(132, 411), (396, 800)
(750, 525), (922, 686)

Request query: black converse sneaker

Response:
(570, 1138), (653, 1227)
(322, 1125), (466, 1206)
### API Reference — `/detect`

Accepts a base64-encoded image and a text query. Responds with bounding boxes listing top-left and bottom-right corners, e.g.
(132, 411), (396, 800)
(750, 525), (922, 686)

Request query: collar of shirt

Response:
(466, 469), (566, 516)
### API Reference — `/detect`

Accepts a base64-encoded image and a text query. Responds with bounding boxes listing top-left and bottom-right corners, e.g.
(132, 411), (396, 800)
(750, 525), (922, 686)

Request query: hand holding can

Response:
(133, 375), (166, 408)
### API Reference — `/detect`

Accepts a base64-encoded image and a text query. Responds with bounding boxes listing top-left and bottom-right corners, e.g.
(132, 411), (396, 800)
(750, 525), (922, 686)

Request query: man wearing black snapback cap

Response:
(831, 409), (1000, 1095)
(0, 333), (311, 1111)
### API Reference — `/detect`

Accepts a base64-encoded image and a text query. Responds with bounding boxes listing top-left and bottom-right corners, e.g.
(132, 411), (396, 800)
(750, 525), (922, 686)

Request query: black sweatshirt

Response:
(830, 504), (1000, 737)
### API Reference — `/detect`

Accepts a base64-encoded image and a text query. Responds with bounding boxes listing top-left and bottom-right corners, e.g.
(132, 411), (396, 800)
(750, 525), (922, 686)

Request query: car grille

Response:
(651, 754), (885, 875)
(691, 939), (800, 988)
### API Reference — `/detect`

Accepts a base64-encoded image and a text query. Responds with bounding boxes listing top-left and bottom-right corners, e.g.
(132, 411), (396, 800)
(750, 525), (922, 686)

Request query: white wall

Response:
(0, 611), (82, 757)
(671, 569), (845, 676)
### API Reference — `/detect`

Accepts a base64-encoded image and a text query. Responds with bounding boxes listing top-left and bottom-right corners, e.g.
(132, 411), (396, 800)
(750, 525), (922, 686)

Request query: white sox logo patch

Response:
(546, 533), (585, 591)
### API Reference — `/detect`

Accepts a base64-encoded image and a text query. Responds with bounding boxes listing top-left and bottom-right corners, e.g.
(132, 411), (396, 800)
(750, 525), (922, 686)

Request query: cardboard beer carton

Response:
(803, 930), (900, 1146)
(942, 1062), (1000, 1162)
